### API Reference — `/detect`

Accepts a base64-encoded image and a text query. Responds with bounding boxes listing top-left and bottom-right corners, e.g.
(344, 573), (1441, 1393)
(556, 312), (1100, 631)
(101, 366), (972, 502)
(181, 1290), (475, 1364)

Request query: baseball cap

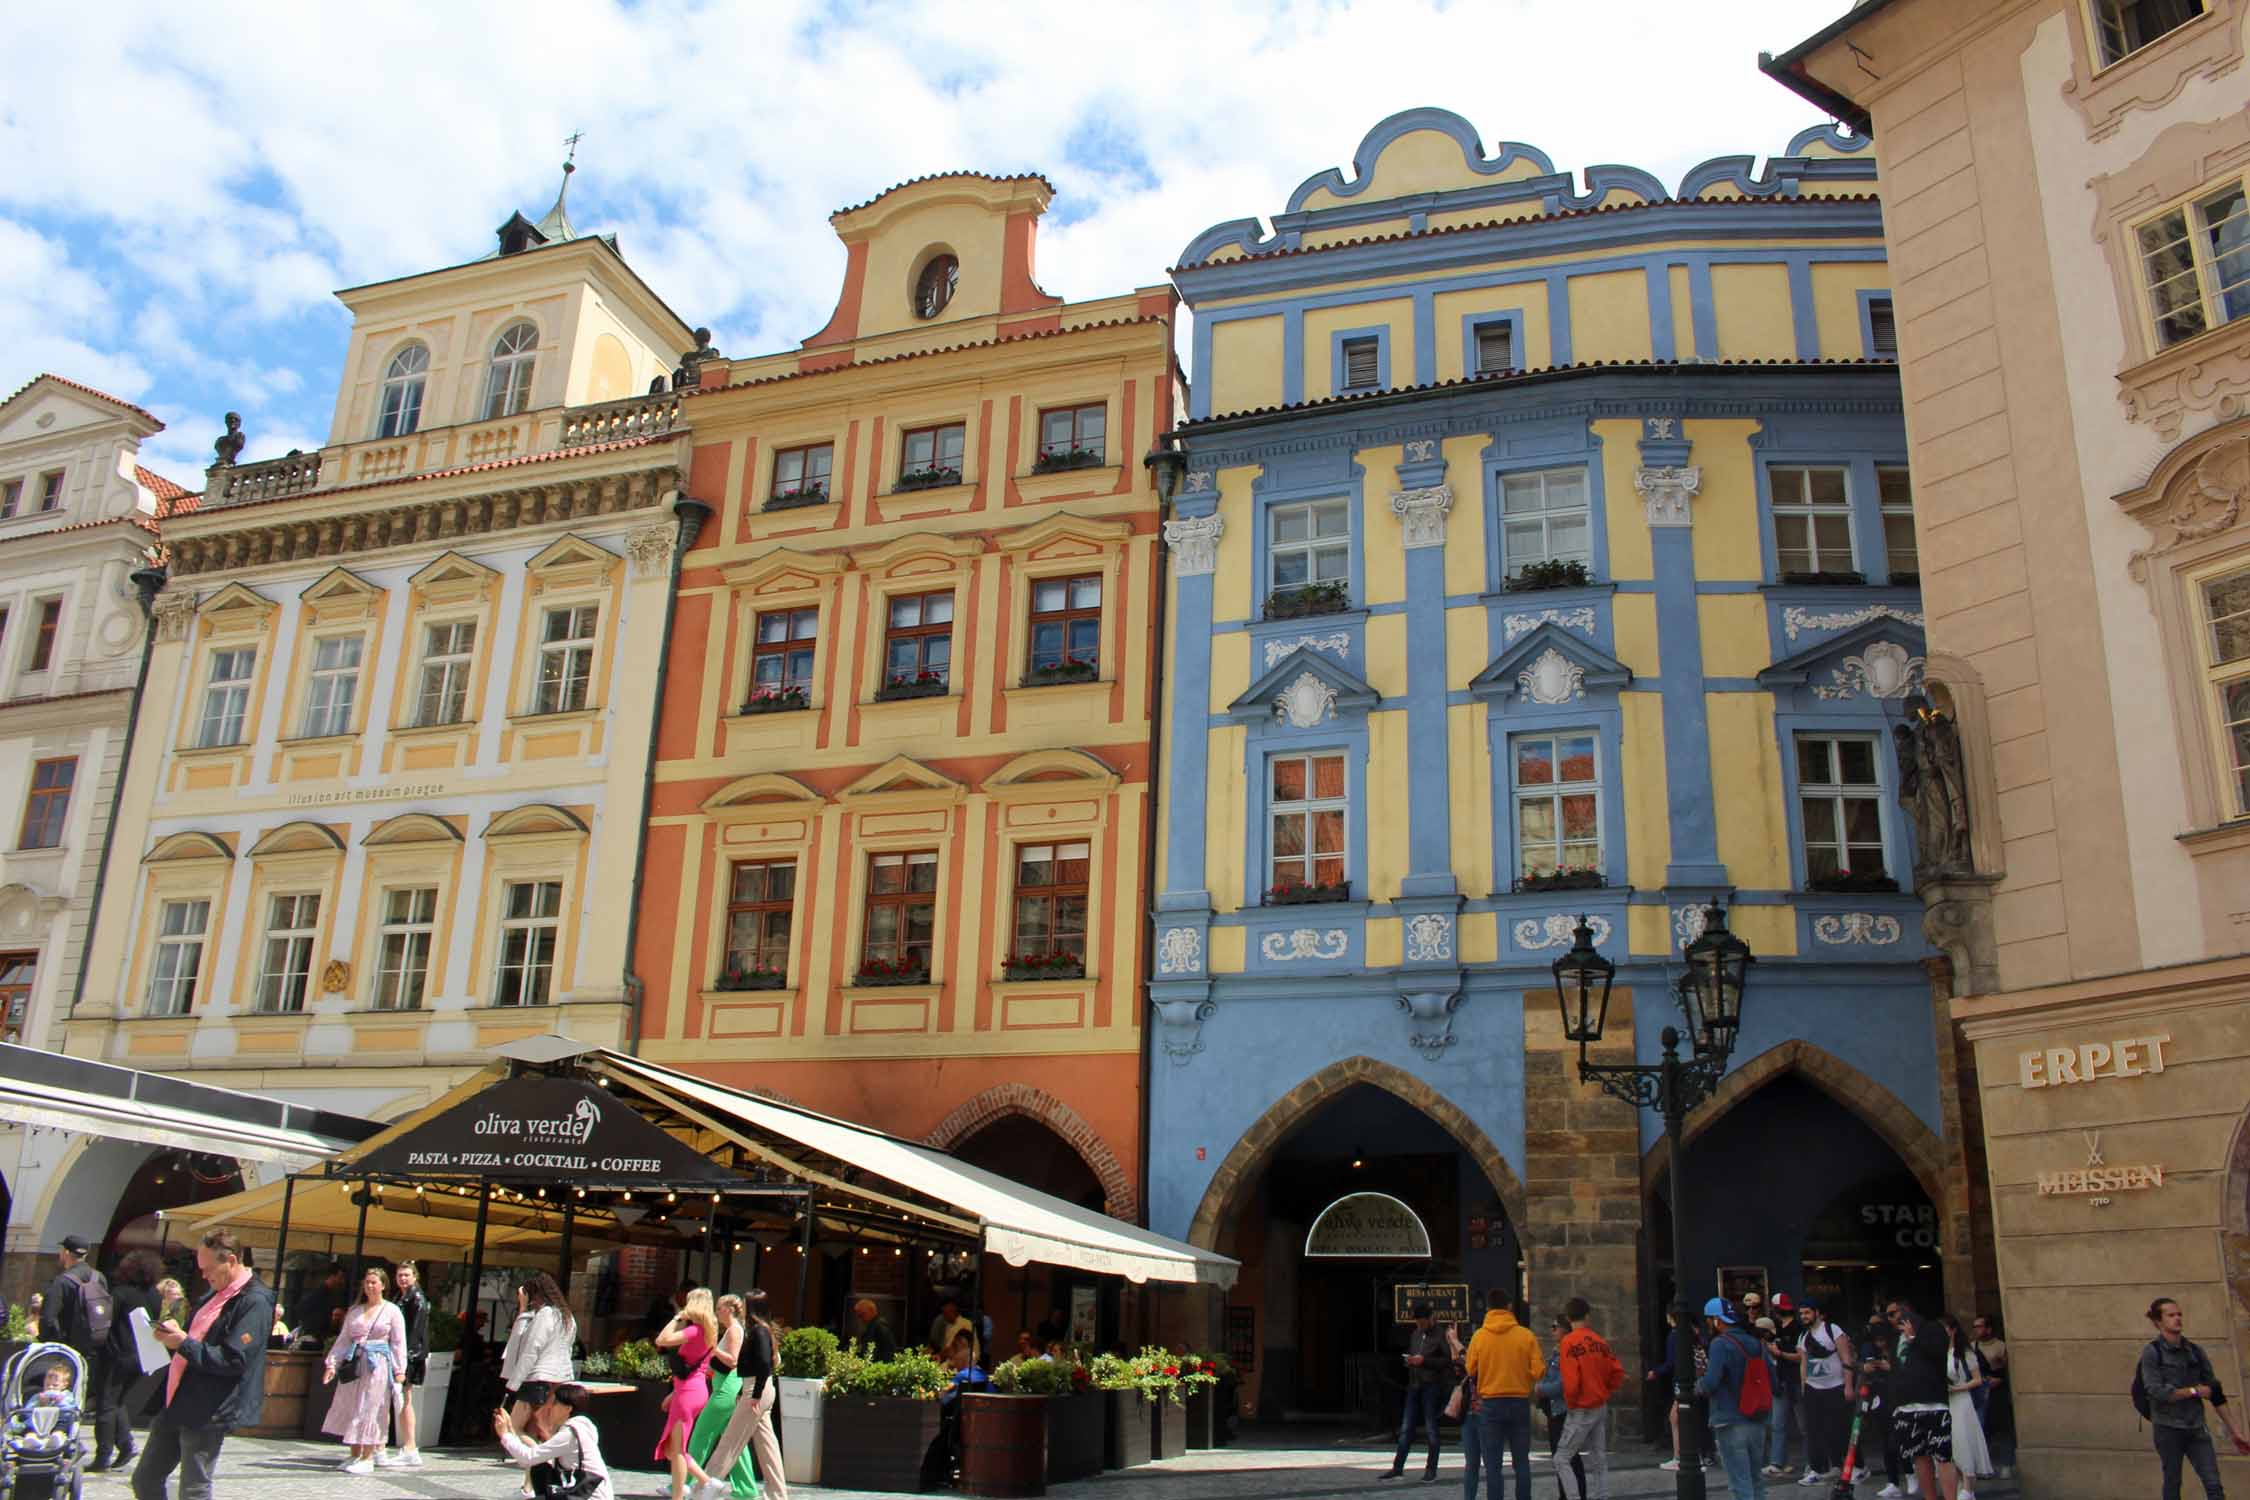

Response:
(1772, 1294), (1794, 1311)
(1703, 1296), (1735, 1323)
(57, 1235), (88, 1255)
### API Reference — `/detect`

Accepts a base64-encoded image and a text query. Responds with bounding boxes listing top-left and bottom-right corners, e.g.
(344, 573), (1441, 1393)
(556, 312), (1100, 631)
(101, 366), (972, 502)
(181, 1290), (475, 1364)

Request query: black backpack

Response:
(65, 1264), (113, 1346)
(2133, 1338), (2216, 1421)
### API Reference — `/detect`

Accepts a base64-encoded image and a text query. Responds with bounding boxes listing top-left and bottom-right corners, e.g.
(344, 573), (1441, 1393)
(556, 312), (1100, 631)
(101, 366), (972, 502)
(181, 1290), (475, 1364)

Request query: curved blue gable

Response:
(1786, 122), (1874, 157)
(1282, 107), (1559, 215)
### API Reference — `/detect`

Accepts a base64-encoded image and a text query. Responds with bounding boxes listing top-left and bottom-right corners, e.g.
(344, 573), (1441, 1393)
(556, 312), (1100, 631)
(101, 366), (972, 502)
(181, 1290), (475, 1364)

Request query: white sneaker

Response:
(1797, 1471), (1826, 1487)
(1907, 1480), (1920, 1496)
(1877, 1485), (1904, 1498)
(375, 1452), (401, 1468)
(690, 1482), (730, 1500)
(1764, 1465), (1785, 1476)
(342, 1458), (374, 1476)
(1661, 1458), (1682, 1471)
(395, 1449), (423, 1467)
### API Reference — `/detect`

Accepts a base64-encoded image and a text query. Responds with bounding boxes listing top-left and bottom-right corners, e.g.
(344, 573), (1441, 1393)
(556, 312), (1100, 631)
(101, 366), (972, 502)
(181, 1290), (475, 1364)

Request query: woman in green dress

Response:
(685, 1293), (760, 1498)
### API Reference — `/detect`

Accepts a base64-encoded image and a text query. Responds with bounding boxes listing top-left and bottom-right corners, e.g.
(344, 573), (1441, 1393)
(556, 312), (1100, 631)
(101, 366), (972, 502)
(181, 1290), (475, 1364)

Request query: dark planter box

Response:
(960, 1393), (1046, 1497)
(1046, 1393), (1105, 1483)
(1216, 1377), (1239, 1443)
(1102, 1390), (1151, 1469)
(874, 678), (948, 701)
(1149, 1397), (1188, 1459)
(764, 488), (830, 510)
(823, 1394), (943, 1492)
(1183, 1384), (1217, 1449)
(1002, 960), (1084, 982)
(600, 1379), (675, 1471)
(714, 972), (787, 991)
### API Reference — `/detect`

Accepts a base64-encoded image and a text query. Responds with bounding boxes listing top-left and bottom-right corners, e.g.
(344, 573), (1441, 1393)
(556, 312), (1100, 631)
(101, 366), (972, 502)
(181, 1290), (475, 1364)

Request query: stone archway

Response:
(1640, 1039), (1965, 1299)
(925, 1084), (1136, 1222)
(1184, 1055), (1527, 1252)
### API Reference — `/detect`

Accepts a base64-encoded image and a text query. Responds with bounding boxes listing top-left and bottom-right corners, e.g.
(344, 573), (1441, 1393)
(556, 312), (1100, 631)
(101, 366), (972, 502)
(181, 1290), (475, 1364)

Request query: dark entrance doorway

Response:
(953, 1115), (1115, 1358)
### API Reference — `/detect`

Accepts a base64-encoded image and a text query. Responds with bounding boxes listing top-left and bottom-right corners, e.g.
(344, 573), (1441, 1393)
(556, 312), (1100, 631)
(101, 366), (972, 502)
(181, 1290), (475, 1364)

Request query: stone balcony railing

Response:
(203, 390), (690, 508)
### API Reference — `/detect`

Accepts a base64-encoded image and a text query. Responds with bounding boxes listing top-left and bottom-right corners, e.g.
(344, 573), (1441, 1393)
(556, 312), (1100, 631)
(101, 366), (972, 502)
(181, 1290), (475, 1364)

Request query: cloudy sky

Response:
(0, 1), (1850, 483)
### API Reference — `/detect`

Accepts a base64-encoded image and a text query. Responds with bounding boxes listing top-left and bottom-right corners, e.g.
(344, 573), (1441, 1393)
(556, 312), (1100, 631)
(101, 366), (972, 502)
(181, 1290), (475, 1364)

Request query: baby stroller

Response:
(0, 1343), (86, 1500)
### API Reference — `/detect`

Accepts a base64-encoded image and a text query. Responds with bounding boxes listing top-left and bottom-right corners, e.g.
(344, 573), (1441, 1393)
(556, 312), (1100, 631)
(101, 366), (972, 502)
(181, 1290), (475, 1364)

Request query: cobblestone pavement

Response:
(82, 1433), (2027, 1499)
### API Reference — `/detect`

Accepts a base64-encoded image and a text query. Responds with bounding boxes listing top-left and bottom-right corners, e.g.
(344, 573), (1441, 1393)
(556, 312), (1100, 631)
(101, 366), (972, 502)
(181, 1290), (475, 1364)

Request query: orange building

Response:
(633, 172), (1175, 1335)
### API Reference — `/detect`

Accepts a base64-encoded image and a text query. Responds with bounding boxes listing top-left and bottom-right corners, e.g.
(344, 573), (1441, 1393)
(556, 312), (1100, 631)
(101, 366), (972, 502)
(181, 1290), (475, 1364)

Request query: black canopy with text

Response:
(348, 1073), (742, 1189)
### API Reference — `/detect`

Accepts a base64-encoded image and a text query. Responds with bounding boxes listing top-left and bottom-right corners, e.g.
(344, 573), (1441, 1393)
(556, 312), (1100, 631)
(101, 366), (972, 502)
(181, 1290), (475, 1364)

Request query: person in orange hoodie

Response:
(1555, 1296), (1627, 1498)
(1463, 1289), (1541, 1500)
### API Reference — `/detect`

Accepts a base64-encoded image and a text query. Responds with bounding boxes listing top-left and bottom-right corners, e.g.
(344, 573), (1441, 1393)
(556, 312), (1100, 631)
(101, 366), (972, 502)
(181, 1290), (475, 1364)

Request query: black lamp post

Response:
(1551, 906), (1753, 1500)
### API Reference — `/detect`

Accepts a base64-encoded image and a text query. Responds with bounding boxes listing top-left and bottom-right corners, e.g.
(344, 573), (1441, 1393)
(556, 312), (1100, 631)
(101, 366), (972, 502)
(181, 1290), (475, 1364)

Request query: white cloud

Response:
(0, 0), (1853, 452)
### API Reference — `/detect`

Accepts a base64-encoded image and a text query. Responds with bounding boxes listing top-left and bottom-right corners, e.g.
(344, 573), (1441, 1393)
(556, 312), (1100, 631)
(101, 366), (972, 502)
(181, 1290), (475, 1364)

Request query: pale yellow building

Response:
(56, 170), (704, 1255)
(1768, 6), (2250, 1495)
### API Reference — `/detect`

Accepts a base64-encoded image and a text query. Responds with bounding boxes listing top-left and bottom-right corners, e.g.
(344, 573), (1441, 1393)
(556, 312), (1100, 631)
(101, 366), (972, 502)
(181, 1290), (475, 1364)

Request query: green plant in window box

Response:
(1262, 580), (1350, 620)
(1779, 570), (1867, 587)
(1807, 870), (1899, 894)
(895, 465), (963, 492)
(874, 671), (948, 701)
(764, 484), (829, 511)
(855, 956), (930, 987)
(1032, 446), (1104, 474)
(1504, 559), (1593, 592)
(1003, 951), (1085, 982)
(1515, 869), (1605, 893)
(741, 684), (810, 715)
(1024, 656), (1098, 686)
(715, 957), (787, 991)
(1266, 877), (1351, 906)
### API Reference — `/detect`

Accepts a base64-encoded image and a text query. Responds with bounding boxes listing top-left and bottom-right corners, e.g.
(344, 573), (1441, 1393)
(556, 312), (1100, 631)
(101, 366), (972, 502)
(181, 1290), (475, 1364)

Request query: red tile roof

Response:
(1170, 192), (1885, 275)
(832, 171), (1058, 220)
(685, 315), (1171, 402)
(0, 514), (160, 545)
(136, 466), (198, 516)
(1, 372), (164, 428)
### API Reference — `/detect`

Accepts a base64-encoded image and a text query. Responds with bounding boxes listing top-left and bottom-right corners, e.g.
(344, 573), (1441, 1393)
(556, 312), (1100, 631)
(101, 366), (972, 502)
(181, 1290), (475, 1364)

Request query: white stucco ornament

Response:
(1519, 648), (1584, 705)
(1673, 904), (1709, 946)
(1261, 929), (1348, 961)
(1782, 603), (1924, 642)
(1635, 465), (1702, 527)
(1157, 926), (1203, 975)
(1513, 913), (1611, 950)
(1163, 514), (1224, 575)
(152, 592), (200, 643)
(625, 522), (677, 578)
(1813, 912), (1902, 945)
(1389, 484), (1454, 549)
(1404, 913), (1454, 962)
(1274, 671), (1338, 728)
(1813, 641), (1925, 700)
(1502, 607), (1597, 645)
(1262, 632), (1352, 669)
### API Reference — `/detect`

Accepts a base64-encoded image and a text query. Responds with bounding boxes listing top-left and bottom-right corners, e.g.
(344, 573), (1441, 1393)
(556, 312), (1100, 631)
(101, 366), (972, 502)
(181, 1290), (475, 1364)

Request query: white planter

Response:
(778, 1375), (824, 1486)
(413, 1352), (453, 1442)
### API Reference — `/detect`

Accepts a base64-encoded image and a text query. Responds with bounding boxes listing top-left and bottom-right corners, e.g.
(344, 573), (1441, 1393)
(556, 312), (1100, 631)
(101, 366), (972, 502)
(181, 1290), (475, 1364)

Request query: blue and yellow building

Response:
(1148, 109), (1970, 1412)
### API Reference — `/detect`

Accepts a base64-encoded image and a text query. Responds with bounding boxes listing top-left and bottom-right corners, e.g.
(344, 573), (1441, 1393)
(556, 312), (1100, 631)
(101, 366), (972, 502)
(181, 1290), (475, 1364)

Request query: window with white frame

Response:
(302, 636), (363, 737)
(1269, 500), (1349, 594)
(2092, 0), (2206, 67)
(494, 879), (562, 1005)
(198, 648), (256, 747)
(376, 344), (429, 439)
(1500, 467), (1592, 578)
(1879, 466), (1917, 581)
(1797, 735), (1887, 884)
(1512, 733), (1601, 882)
(145, 899), (208, 1016)
(1474, 322), (1516, 376)
(36, 471), (63, 512)
(1269, 751), (1347, 896)
(256, 892), (321, 1012)
(1771, 466), (1857, 578)
(481, 322), (538, 419)
(533, 604), (598, 714)
(372, 886), (437, 1010)
(2137, 180), (2250, 349)
(415, 620), (477, 726)
(749, 608), (818, 706)
(2199, 565), (2250, 816)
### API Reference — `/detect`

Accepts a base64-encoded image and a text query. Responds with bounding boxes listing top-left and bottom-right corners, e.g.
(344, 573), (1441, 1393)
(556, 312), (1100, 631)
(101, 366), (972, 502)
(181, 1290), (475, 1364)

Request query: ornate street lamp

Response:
(1558, 902), (1753, 1500)
(1144, 433), (1187, 502)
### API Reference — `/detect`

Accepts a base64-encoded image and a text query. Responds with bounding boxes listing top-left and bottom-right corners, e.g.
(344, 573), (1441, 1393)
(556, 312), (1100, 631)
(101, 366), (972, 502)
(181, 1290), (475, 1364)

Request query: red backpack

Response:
(1729, 1330), (1773, 1419)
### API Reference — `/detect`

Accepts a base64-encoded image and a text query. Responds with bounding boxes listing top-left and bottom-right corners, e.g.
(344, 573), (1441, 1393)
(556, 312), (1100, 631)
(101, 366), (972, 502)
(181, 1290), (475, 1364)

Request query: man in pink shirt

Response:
(133, 1230), (275, 1500)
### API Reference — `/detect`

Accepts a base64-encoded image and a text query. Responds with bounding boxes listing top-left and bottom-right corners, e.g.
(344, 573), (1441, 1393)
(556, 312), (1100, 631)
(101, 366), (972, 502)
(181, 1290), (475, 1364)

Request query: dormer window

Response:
(915, 254), (959, 319)
(482, 322), (538, 420)
(376, 345), (429, 439)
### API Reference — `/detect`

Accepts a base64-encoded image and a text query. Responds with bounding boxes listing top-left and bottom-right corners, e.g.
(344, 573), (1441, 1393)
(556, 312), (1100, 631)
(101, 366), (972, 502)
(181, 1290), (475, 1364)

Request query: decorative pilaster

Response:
(1388, 484), (1454, 548)
(1634, 465), (1702, 527)
(152, 592), (199, 642)
(1162, 513), (1223, 575)
(625, 521), (677, 578)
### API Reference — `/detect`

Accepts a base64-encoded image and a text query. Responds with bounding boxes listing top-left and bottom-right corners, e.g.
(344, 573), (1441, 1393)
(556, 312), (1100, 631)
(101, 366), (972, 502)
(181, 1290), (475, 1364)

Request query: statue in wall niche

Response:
(1894, 698), (1972, 877)
(211, 412), (245, 468)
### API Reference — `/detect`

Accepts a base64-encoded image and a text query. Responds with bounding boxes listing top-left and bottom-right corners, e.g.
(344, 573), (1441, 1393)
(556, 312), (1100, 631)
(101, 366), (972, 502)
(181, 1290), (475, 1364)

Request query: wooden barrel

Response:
(241, 1351), (319, 1438)
(961, 1393), (1047, 1497)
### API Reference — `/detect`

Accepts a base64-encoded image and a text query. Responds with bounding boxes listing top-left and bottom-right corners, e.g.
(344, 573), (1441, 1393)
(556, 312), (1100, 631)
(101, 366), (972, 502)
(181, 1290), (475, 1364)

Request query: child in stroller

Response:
(0, 1344), (86, 1499)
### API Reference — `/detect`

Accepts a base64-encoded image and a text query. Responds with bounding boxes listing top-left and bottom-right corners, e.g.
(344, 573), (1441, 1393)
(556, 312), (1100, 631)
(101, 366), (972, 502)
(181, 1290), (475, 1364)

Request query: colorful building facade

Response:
(1770, 4), (2250, 1493)
(1148, 109), (1970, 1415)
(55, 170), (703, 1264)
(633, 174), (1173, 1336)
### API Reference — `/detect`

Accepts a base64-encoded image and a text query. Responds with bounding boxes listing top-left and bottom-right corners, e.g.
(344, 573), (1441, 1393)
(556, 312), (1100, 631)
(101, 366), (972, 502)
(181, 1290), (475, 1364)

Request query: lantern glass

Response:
(1550, 916), (1614, 1044)
(1682, 903), (1752, 1061)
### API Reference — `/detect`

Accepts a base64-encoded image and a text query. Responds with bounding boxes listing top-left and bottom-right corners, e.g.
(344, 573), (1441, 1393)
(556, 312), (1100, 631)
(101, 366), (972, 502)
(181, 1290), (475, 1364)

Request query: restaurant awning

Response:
(0, 1043), (376, 1164)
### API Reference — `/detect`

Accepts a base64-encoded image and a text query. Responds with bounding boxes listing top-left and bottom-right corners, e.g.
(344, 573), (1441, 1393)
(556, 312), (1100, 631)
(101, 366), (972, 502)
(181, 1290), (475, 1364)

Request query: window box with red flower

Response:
(873, 671), (948, 702)
(853, 956), (929, 987)
(1003, 951), (1085, 982)
(763, 482), (830, 511)
(1513, 868), (1605, 894)
(714, 958), (787, 991)
(740, 685), (810, 716)
(1032, 445), (1104, 474)
(894, 465), (963, 492)
(1265, 878), (1351, 906)
(1023, 656), (1098, 687)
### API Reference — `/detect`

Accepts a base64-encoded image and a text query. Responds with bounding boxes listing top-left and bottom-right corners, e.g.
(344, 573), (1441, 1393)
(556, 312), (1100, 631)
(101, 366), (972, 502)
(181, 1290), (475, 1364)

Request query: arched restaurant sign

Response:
(1304, 1191), (1432, 1258)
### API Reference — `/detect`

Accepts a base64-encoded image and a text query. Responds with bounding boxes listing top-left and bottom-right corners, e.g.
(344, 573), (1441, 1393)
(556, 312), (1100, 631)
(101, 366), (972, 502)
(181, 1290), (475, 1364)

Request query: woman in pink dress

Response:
(653, 1287), (718, 1500)
(321, 1266), (407, 1475)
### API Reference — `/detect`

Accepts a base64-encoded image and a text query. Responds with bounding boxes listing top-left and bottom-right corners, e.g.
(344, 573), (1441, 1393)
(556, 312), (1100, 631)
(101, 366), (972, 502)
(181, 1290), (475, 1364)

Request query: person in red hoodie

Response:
(1555, 1296), (1626, 1499)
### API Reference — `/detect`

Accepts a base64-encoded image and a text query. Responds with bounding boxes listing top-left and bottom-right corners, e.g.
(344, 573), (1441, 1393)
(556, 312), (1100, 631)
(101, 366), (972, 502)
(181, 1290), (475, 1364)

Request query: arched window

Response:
(376, 344), (429, 439)
(481, 321), (539, 420)
(914, 254), (959, 319)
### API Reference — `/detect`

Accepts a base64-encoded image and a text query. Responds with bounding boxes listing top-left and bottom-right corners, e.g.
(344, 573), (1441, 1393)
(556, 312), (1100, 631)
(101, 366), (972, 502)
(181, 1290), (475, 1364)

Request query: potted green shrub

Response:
(1179, 1354), (1224, 1448)
(778, 1326), (838, 1486)
(821, 1345), (950, 1491)
(978, 1353), (1101, 1487)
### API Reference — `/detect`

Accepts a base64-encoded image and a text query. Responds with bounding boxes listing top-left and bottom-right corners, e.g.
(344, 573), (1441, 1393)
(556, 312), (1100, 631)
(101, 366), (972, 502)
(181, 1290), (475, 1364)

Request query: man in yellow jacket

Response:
(1463, 1288), (1541, 1500)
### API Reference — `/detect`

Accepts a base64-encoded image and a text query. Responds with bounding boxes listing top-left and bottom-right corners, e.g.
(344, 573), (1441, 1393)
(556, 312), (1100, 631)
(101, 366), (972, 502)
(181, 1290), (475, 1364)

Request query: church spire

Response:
(534, 132), (582, 244)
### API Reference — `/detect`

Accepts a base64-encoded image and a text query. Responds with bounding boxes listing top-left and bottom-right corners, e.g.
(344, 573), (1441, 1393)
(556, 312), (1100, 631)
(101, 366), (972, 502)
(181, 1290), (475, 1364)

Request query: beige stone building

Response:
(51, 169), (706, 1269)
(1767, 4), (2250, 1495)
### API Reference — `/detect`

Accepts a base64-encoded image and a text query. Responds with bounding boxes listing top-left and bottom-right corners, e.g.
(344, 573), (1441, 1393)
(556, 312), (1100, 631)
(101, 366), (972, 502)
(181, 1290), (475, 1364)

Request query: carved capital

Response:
(152, 592), (198, 642)
(1163, 514), (1224, 577)
(1634, 465), (1701, 527)
(1389, 484), (1453, 549)
(625, 521), (677, 578)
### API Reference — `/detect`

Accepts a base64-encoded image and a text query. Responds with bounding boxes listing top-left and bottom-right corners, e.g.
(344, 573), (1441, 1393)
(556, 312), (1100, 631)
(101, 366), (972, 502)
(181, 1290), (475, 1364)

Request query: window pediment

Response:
(839, 755), (966, 804)
(722, 546), (847, 594)
(246, 821), (346, 858)
(408, 551), (501, 604)
(2118, 423), (2250, 579)
(144, 831), (234, 864)
(850, 531), (985, 576)
(986, 747), (1121, 797)
(525, 533), (617, 581)
(1227, 648), (1379, 728)
(197, 582), (276, 630)
(484, 803), (589, 839)
(703, 771), (825, 813)
(1470, 622), (1631, 706)
(1758, 617), (1927, 705)
(996, 510), (1132, 558)
(362, 813), (464, 846)
(300, 566), (385, 623)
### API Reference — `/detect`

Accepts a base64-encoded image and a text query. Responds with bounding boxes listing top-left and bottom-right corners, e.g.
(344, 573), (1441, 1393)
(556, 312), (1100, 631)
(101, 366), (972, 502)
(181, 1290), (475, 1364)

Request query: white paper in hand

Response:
(129, 1306), (170, 1375)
